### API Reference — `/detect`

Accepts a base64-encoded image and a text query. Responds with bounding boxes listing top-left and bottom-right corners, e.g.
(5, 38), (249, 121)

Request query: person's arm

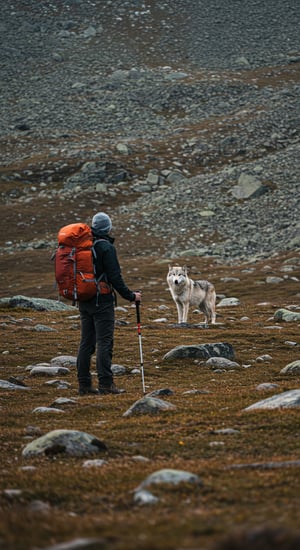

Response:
(102, 245), (141, 302)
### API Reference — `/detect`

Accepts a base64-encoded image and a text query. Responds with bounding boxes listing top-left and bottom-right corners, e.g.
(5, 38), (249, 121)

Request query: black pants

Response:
(77, 298), (115, 388)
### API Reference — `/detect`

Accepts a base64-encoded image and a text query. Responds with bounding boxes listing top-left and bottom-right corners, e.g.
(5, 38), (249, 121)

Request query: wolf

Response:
(167, 265), (216, 325)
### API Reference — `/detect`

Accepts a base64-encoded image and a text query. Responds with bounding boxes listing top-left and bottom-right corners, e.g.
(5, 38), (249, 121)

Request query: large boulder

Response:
(123, 397), (176, 417)
(244, 390), (300, 411)
(163, 342), (235, 361)
(22, 429), (107, 457)
(0, 295), (75, 312)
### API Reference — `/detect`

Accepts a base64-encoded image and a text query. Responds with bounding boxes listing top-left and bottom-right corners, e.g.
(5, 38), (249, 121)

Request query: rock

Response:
(163, 342), (235, 361)
(111, 364), (127, 376)
(146, 388), (174, 397)
(231, 174), (268, 199)
(0, 296), (75, 311)
(123, 397), (176, 417)
(50, 356), (77, 367)
(256, 354), (272, 362)
(29, 366), (70, 376)
(256, 383), (280, 391)
(280, 360), (300, 375)
(228, 460), (300, 470)
(136, 468), (203, 490)
(244, 389), (300, 411)
(45, 380), (71, 389)
(8, 376), (27, 387)
(183, 389), (210, 395)
(274, 308), (300, 322)
(217, 297), (240, 307)
(205, 357), (241, 370)
(266, 276), (284, 284)
(133, 489), (159, 505)
(33, 324), (57, 332)
(82, 459), (107, 468)
(0, 380), (30, 391)
(32, 407), (65, 414)
(22, 429), (107, 457)
(50, 398), (77, 406)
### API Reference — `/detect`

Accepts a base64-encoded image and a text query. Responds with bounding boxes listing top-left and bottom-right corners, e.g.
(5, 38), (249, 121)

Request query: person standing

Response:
(76, 212), (141, 395)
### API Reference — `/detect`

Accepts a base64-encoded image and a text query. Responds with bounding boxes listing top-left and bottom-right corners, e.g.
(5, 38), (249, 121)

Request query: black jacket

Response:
(93, 235), (135, 302)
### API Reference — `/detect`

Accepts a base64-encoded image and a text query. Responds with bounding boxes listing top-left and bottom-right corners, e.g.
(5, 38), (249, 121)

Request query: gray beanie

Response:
(91, 212), (112, 236)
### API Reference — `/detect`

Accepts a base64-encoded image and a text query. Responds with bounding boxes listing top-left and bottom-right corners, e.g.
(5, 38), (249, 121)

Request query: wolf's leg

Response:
(199, 302), (209, 326)
(182, 303), (189, 323)
(211, 307), (216, 324)
(176, 301), (183, 324)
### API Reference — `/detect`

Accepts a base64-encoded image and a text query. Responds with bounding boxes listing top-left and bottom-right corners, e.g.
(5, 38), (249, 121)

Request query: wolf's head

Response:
(167, 265), (188, 286)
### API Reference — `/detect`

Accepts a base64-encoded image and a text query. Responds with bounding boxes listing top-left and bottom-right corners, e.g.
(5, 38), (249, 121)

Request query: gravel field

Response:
(0, 0), (299, 261)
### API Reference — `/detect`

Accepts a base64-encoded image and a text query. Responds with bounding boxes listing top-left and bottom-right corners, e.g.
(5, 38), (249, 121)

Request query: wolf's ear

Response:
(183, 265), (188, 273)
(168, 265), (172, 271)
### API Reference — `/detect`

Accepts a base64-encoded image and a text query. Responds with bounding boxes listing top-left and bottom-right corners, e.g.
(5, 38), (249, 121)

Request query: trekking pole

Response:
(136, 300), (146, 395)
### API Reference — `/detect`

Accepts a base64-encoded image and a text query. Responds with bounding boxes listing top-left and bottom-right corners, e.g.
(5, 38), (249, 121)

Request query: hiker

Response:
(76, 212), (141, 395)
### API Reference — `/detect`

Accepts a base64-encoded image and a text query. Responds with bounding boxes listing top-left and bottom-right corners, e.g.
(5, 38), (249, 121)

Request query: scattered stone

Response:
(220, 277), (240, 282)
(217, 298), (240, 307)
(22, 429), (107, 457)
(29, 366), (70, 376)
(228, 460), (300, 470)
(133, 489), (159, 505)
(244, 389), (300, 411)
(266, 276), (284, 284)
(0, 380), (30, 391)
(256, 383), (280, 391)
(204, 357), (241, 370)
(231, 174), (268, 199)
(32, 407), (65, 414)
(111, 364), (127, 376)
(82, 459), (107, 468)
(256, 354), (272, 362)
(163, 342), (235, 361)
(284, 341), (298, 347)
(136, 468), (203, 491)
(183, 389), (210, 395)
(123, 397), (176, 417)
(50, 356), (77, 368)
(130, 455), (150, 462)
(8, 376), (27, 387)
(50, 398), (77, 406)
(25, 362), (50, 371)
(25, 425), (43, 437)
(280, 360), (300, 375)
(33, 324), (57, 332)
(274, 308), (300, 322)
(0, 295), (75, 311)
(45, 380), (72, 389)
(146, 388), (174, 397)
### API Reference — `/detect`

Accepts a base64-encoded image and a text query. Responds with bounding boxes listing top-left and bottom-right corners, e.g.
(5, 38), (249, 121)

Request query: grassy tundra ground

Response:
(0, 249), (299, 550)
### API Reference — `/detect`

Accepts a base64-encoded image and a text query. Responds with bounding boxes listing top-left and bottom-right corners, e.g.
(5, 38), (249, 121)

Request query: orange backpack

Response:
(54, 223), (112, 304)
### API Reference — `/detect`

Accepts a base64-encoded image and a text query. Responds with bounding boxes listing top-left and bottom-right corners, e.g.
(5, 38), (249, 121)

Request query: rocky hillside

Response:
(0, 0), (299, 264)
(0, 4), (299, 550)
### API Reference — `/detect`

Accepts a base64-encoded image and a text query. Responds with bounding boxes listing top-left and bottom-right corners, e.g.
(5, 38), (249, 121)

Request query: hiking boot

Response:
(98, 383), (126, 395)
(78, 386), (99, 396)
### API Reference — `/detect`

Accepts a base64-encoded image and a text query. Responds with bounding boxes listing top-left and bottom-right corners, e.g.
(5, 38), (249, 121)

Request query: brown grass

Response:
(0, 251), (299, 550)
